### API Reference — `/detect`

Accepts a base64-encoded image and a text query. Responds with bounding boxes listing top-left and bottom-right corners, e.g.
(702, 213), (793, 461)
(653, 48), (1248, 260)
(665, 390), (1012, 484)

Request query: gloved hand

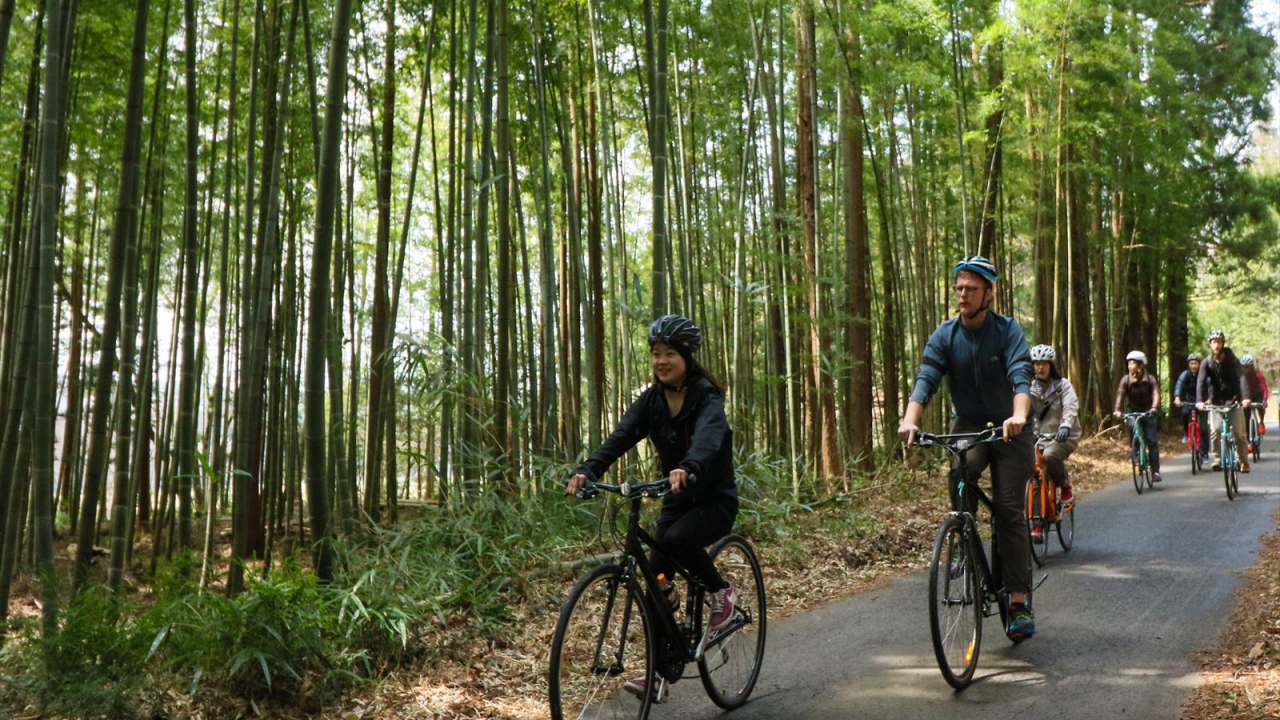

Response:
(1054, 427), (1070, 444)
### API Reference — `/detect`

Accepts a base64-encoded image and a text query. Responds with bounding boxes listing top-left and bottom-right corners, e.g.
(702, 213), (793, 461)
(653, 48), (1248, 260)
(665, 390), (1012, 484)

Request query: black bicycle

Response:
(914, 427), (1037, 690)
(549, 477), (766, 720)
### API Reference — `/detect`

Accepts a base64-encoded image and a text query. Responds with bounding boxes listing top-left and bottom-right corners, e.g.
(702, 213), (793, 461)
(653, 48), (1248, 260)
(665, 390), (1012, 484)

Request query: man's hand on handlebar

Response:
(898, 420), (920, 448)
(1002, 413), (1026, 441)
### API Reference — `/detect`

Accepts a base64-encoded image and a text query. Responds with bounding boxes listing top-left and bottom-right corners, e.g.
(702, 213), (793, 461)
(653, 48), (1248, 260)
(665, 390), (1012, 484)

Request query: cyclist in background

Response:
(565, 314), (737, 703)
(1028, 344), (1081, 536)
(898, 255), (1037, 642)
(1113, 350), (1163, 482)
(1241, 354), (1269, 433)
(1196, 329), (1251, 474)
(1174, 353), (1210, 463)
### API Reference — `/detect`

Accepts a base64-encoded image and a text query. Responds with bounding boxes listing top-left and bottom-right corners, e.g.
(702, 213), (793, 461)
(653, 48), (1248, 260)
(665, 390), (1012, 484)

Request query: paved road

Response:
(666, 424), (1280, 720)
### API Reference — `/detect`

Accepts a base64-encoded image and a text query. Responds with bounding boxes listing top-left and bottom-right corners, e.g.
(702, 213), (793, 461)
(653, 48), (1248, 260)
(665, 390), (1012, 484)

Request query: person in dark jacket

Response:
(898, 255), (1037, 642)
(566, 314), (737, 703)
(1197, 330), (1251, 472)
(1173, 353), (1210, 462)
(1113, 350), (1162, 481)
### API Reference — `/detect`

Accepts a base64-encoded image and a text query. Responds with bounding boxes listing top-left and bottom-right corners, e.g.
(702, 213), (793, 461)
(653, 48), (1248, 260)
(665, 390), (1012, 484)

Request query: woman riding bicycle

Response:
(1174, 353), (1210, 463)
(1028, 344), (1081, 536)
(1241, 354), (1269, 435)
(565, 314), (737, 702)
(1113, 350), (1162, 482)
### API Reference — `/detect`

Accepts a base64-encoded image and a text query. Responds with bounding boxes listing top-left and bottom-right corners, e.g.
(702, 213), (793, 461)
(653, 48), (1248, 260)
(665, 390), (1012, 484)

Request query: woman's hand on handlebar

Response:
(669, 468), (689, 494)
(566, 473), (588, 497)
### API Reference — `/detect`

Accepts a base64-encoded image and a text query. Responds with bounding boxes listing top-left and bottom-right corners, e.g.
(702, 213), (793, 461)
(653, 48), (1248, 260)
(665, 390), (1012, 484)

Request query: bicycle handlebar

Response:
(574, 475), (696, 501)
(912, 426), (1005, 453)
(1202, 404), (1242, 413)
(1122, 410), (1157, 421)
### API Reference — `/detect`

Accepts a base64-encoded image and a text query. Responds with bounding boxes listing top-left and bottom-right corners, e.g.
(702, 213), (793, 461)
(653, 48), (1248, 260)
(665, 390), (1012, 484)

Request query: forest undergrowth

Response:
(0, 428), (1274, 719)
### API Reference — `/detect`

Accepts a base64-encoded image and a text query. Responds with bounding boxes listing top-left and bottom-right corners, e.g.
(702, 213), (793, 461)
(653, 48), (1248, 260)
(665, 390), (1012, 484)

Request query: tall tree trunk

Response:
(840, 26), (872, 472)
(34, 0), (65, 637)
(494, 0), (515, 492)
(174, 0), (201, 552)
(106, 0), (151, 594)
(646, 0), (670, 315)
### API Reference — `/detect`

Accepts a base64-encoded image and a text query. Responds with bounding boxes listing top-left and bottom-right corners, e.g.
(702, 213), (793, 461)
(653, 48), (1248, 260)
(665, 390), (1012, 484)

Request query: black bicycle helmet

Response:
(647, 314), (702, 353)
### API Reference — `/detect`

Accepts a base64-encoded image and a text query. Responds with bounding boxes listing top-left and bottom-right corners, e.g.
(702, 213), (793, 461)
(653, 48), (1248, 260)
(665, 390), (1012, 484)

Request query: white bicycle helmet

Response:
(1126, 350), (1148, 365)
(1242, 354), (1255, 366)
(1208, 329), (1226, 342)
(1187, 353), (1202, 362)
(1029, 344), (1056, 362)
(953, 255), (998, 285)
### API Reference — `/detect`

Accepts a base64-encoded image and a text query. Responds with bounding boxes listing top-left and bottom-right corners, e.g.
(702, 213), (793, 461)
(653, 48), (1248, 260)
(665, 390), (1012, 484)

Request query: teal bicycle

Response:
(1204, 404), (1242, 500)
(1123, 410), (1157, 495)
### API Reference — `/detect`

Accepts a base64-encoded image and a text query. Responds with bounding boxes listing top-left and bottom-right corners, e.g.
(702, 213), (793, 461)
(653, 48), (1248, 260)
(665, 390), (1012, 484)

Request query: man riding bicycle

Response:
(1174, 353), (1210, 463)
(898, 255), (1037, 642)
(1196, 330), (1250, 474)
(1028, 344), (1081, 539)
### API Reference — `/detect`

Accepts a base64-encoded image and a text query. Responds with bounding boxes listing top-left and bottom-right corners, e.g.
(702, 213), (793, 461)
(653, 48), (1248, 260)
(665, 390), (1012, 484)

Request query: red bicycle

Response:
(1187, 407), (1204, 475)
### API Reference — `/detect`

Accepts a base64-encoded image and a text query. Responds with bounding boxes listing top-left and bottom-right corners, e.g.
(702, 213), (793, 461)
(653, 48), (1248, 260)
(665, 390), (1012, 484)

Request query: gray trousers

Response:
(948, 418), (1035, 595)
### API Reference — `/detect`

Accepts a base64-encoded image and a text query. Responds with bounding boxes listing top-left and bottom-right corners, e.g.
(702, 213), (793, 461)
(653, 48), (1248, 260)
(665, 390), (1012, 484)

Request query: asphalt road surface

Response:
(665, 423), (1280, 720)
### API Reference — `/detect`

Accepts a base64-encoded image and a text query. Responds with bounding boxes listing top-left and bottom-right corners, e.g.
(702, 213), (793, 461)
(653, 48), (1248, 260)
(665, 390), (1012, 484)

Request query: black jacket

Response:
(1197, 348), (1249, 405)
(573, 374), (736, 511)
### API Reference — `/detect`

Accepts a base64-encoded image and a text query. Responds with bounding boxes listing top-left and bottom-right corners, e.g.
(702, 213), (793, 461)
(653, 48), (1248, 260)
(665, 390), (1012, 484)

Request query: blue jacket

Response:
(909, 312), (1033, 425)
(1174, 369), (1207, 402)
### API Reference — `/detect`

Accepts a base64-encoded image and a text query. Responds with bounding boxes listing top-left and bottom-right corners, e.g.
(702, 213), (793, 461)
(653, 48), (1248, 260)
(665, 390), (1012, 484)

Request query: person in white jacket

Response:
(1028, 345), (1082, 531)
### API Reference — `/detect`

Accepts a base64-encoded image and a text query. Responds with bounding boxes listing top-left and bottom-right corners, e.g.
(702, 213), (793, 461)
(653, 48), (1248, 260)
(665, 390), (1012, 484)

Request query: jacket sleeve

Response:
(1114, 375), (1127, 413)
(1059, 379), (1080, 430)
(1003, 319), (1033, 396)
(574, 391), (652, 482)
(908, 326), (949, 406)
(1174, 372), (1189, 401)
(1196, 364), (1209, 404)
(1239, 364), (1251, 401)
(678, 393), (730, 479)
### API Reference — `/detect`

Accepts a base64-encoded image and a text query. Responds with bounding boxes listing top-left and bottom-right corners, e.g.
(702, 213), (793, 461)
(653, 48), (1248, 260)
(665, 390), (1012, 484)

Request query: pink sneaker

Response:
(622, 676), (668, 703)
(708, 584), (736, 632)
(1060, 486), (1074, 506)
(1030, 526), (1044, 544)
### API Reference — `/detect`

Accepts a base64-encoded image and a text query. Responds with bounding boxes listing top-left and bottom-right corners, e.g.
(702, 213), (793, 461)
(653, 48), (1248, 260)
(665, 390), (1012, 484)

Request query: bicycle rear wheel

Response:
(549, 564), (654, 720)
(699, 535), (767, 710)
(1025, 476), (1048, 567)
(1251, 416), (1262, 461)
(928, 515), (982, 689)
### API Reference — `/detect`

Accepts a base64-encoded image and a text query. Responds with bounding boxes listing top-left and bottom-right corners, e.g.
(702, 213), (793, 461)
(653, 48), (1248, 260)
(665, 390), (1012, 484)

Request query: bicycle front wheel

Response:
(549, 564), (654, 720)
(928, 515), (982, 689)
(1026, 476), (1048, 567)
(1131, 436), (1145, 495)
(699, 534), (767, 709)
(1190, 430), (1201, 475)
(1223, 436), (1238, 501)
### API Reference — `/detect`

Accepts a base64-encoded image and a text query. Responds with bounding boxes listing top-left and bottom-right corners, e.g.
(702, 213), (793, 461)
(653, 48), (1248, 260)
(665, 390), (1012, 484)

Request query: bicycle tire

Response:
(699, 535), (767, 710)
(928, 515), (982, 690)
(1251, 416), (1261, 461)
(1190, 429), (1201, 475)
(1026, 476), (1048, 567)
(1056, 499), (1075, 552)
(549, 564), (655, 720)
(1223, 433), (1237, 501)
(1131, 434), (1144, 495)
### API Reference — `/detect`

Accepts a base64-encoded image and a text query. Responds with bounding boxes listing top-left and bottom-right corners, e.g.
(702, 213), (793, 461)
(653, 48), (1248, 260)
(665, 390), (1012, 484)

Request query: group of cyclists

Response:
(1171, 333), (1270, 473)
(560, 253), (1267, 706)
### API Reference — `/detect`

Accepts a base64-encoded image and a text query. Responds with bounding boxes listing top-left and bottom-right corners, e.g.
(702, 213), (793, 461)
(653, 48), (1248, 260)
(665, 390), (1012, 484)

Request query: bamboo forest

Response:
(0, 0), (1278, 717)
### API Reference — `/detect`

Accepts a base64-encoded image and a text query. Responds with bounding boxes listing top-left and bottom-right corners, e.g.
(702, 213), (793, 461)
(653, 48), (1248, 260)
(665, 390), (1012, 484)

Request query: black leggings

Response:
(652, 498), (737, 592)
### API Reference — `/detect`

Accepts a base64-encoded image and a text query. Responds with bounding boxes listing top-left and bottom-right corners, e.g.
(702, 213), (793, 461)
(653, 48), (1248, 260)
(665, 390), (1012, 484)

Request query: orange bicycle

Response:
(1025, 432), (1075, 566)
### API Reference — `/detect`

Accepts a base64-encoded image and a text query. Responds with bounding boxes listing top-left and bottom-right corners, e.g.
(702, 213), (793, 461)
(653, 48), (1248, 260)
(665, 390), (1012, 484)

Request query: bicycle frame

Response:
(580, 479), (748, 672)
(1204, 405), (1241, 468)
(917, 430), (1014, 614)
(1030, 434), (1064, 523)
(1123, 411), (1154, 470)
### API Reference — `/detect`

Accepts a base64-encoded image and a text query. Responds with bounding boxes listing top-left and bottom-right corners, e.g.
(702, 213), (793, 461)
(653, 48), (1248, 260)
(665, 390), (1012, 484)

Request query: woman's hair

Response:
(685, 354), (726, 396)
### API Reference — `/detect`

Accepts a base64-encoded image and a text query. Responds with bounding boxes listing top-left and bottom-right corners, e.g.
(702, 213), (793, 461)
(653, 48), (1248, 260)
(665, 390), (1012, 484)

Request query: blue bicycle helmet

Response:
(954, 255), (998, 285)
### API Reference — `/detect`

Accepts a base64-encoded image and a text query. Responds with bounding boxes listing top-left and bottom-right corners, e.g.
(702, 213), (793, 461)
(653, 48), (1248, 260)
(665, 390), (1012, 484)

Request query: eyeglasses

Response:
(954, 285), (983, 295)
